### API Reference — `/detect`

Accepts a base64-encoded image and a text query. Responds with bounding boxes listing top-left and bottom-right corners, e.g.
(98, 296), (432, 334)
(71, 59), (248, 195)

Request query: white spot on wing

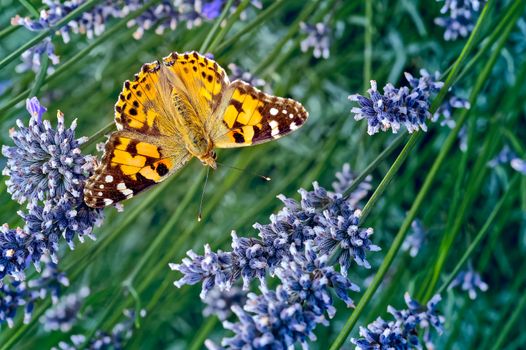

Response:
(117, 183), (126, 190)
(98, 192), (103, 196)
(122, 188), (133, 196)
(270, 108), (278, 116)
(99, 184), (104, 189)
(290, 122), (299, 130)
(104, 198), (113, 205)
(105, 175), (114, 183)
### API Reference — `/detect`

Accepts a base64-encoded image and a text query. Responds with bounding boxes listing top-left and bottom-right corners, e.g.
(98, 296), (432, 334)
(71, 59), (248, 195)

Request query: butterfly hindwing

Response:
(84, 131), (190, 208)
(212, 80), (308, 148)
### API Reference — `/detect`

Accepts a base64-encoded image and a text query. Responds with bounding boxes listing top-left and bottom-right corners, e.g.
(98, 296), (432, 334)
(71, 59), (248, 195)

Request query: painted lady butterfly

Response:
(84, 51), (308, 208)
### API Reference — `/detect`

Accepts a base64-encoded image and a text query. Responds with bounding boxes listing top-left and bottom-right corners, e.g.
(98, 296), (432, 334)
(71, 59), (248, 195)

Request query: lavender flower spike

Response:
(351, 292), (445, 349)
(2, 98), (91, 204)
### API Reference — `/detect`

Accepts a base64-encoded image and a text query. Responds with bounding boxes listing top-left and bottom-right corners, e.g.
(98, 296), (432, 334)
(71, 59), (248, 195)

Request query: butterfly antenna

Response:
(198, 167), (210, 222)
(216, 161), (271, 181)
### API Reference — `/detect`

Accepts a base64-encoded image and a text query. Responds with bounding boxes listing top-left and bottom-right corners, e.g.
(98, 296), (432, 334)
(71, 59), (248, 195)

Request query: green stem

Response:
(344, 133), (405, 198)
(188, 317), (219, 350)
(360, 132), (421, 222)
(122, 169), (205, 287)
(199, 0), (235, 53)
(421, 7), (523, 302)
(0, 25), (19, 40)
(446, 0), (520, 85)
(207, 0), (251, 53)
(28, 51), (49, 98)
(363, 0), (373, 92)
(82, 122), (115, 150)
(253, 0), (322, 76)
(215, 0), (286, 53)
(0, 0), (103, 70)
(328, 2), (498, 347)
(18, 0), (40, 17)
(429, 0), (493, 114)
(435, 175), (519, 296)
(490, 291), (526, 350)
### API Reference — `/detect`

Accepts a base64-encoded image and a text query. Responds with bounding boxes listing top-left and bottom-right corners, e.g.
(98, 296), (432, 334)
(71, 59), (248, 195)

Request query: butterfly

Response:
(84, 51), (308, 208)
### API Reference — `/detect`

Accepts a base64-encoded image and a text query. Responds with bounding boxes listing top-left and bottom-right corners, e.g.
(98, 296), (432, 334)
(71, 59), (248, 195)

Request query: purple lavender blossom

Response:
(0, 224), (32, 281)
(349, 70), (470, 135)
(52, 308), (146, 350)
(203, 287), (247, 321)
(402, 220), (426, 258)
(171, 181), (376, 296)
(488, 145), (517, 168)
(351, 293), (444, 349)
(228, 63), (267, 90)
(511, 158), (526, 175)
(315, 206), (380, 273)
(435, 0), (483, 41)
(1, 98), (104, 276)
(0, 262), (69, 327)
(174, 169), (378, 349)
(0, 281), (34, 327)
(2, 98), (91, 204)
(331, 163), (372, 208)
(207, 242), (359, 350)
(40, 286), (89, 332)
(450, 267), (488, 300)
(300, 21), (331, 59)
(15, 38), (60, 74)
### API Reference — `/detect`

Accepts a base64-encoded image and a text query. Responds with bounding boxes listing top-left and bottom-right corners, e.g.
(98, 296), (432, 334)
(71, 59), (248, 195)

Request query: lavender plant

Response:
(450, 266), (488, 300)
(349, 70), (470, 135)
(1, 97), (103, 281)
(171, 165), (380, 349)
(0, 262), (69, 327)
(435, 0), (483, 41)
(351, 293), (444, 349)
(11, 0), (262, 72)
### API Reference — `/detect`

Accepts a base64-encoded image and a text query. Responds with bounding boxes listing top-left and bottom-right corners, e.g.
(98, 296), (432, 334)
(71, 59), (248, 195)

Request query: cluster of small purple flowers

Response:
(228, 63), (267, 91)
(450, 266), (488, 300)
(40, 286), (90, 332)
(401, 220), (426, 258)
(12, 0), (261, 72)
(435, 0), (483, 41)
(51, 309), (146, 350)
(0, 262), (69, 327)
(1, 97), (103, 283)
(351, 293), (444, 349)
(171, 165), (383, 349)
(349, 70), (470, 135)
(488, 145), (526, 175)
(300, 21), (331, 59)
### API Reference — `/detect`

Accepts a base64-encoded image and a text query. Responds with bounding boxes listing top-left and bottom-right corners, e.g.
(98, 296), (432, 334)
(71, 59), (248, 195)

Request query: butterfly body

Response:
(84, 51), (308, 208)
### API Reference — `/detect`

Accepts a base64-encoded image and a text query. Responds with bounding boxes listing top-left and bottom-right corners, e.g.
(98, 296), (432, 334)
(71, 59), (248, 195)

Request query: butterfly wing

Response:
(84, 131), (191, 208)
(161, 51), (230, 132)
(84, 59), (192, 208)
(211, 80), (309, 148)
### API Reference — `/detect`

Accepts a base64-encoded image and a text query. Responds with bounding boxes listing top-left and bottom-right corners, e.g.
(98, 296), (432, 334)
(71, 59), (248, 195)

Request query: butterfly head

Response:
(197, 150), (217, 169)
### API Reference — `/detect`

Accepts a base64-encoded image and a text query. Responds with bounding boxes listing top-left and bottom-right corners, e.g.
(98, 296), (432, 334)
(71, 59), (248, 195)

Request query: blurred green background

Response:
(1, 0), (526, 349)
